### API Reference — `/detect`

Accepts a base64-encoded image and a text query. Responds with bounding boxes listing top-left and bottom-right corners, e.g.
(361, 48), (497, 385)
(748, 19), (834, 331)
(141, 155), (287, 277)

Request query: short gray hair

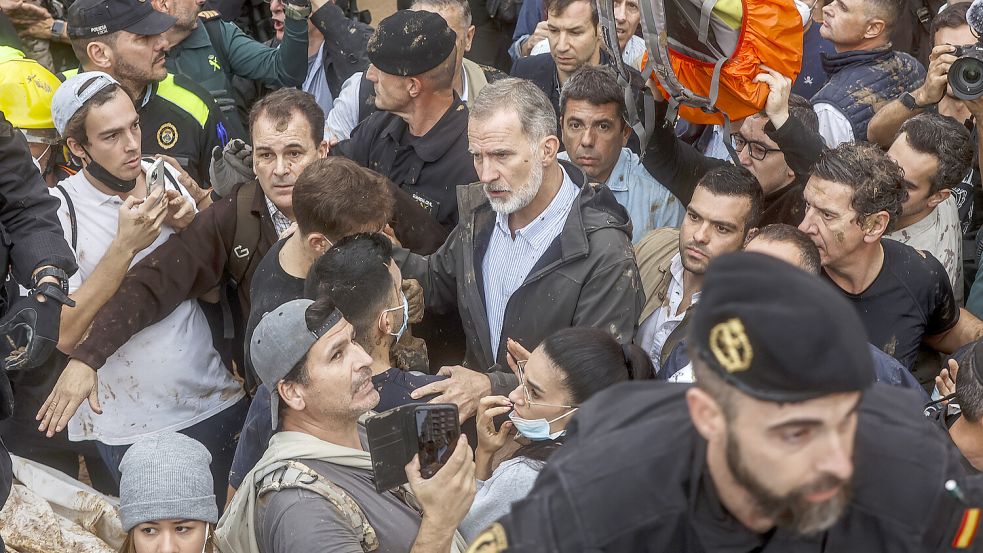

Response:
(469, 78), (556, 144)
(410, 0), (472, 27)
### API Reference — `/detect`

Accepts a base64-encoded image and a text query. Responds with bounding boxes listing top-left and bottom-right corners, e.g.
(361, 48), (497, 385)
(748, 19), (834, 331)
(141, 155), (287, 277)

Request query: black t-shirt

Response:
(244, 238), (306, 380)
(825, 239), (959, 371)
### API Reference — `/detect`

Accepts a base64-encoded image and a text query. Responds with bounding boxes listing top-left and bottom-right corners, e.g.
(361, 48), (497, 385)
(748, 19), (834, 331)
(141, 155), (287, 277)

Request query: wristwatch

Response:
(50, 19), (67, 41)
(900, 91), (932, 111)
(32, 267), (69, 296)
(283, 0), (312, 20)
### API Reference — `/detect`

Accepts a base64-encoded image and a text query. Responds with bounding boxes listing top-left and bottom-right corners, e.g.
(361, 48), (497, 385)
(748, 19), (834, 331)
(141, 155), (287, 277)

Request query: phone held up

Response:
(365, 403), (461, 493)
(145, 158), (165, 201)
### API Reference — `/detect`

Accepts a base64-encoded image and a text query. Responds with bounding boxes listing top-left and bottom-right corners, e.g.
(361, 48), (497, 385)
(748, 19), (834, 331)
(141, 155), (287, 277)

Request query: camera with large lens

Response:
(949, 42), (983, 100)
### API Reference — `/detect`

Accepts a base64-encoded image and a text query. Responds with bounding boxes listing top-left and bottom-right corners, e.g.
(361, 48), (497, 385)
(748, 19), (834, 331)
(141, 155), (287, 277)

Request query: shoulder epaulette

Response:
(155, 73), (213, 129)
(199, 9), (222, 19)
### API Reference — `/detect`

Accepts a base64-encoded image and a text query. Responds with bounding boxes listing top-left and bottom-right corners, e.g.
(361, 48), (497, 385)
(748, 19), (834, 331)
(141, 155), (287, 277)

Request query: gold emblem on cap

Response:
(156, 122), (178, 149)
(709, 318), (753, 373)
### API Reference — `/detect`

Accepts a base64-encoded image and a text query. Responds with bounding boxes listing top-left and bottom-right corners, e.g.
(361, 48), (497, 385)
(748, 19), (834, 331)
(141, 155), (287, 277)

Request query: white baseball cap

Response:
(51, 71), (120, 137)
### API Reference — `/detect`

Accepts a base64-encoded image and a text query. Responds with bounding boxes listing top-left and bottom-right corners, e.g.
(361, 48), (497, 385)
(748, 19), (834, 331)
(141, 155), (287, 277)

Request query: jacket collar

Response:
(820, 45), (894, 75)
(379, 95), (468, 163)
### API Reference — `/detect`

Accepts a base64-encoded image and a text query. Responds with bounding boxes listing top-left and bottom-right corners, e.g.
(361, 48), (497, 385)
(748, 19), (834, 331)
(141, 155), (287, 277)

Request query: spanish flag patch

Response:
(953, 508), (982, 549)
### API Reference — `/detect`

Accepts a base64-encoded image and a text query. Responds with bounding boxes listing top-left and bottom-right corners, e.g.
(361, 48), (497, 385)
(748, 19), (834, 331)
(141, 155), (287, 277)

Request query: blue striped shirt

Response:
(482, 169), (580, 357)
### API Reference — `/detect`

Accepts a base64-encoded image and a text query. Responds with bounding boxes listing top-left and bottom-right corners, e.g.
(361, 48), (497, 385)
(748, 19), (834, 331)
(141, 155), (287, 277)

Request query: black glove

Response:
(0, 282), (74, 374)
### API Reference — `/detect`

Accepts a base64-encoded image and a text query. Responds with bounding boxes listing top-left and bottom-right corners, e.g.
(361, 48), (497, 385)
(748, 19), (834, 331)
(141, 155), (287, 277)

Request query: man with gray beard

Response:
(394, 77), (643, 422)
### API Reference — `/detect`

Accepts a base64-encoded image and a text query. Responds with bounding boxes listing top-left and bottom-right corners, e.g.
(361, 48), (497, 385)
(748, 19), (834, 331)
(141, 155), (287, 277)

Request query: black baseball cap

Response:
(67, 0), (176, 39)
(689, 252), (874, 403)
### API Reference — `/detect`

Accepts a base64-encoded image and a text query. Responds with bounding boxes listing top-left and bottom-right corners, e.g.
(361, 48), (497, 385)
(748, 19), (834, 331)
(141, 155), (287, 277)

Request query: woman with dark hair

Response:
(459, 327), (654, 540)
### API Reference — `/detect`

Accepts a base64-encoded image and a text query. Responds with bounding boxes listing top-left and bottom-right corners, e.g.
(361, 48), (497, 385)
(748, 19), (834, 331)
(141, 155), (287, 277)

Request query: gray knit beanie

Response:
(118, 432), (218, 532)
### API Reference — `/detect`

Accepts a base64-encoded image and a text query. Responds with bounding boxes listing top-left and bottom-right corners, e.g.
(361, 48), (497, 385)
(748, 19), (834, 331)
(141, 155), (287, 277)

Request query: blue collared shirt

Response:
(560, 148), (684, 243)
(481, 168), (580, 356)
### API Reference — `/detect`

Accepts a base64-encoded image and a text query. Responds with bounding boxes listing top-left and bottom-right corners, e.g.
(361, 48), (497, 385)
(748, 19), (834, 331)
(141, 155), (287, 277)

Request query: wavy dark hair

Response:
(811, 142), (907, 232)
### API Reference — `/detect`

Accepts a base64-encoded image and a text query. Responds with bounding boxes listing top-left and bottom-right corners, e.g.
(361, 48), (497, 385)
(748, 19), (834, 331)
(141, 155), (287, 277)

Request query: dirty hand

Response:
(914, 44), (958, 107)
(36, 359), (100, 437)
(402, 279), (424, 323)
(208, 139), (254, 198)
(113, 190), (167, 255)
(753, 64), (792, 129)
(405, 434), (476, 528)
(476, 395), (513, 454)
(162, 189), (196, 230)
(936, 358), (959, 401)
(156, 154), (210, 205)
(411, 365), (491, 422)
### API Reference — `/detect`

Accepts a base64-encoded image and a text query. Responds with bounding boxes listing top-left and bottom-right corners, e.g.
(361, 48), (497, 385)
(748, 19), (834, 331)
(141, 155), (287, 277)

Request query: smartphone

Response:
(365, 403), (460, 492)
(145, 158), (165, 199)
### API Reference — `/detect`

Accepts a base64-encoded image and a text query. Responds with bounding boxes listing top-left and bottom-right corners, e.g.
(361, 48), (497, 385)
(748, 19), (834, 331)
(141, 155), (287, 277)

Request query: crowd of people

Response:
(3, 0), (983, 550)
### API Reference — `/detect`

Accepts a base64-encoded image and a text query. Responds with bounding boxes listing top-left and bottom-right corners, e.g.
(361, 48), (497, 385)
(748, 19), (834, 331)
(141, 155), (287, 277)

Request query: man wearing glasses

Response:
(641, 66), (826, 228)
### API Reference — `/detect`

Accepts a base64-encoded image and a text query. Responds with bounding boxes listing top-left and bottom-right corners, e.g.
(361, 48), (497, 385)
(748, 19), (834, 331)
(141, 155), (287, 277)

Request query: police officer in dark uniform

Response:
(0, 111), (77, 549)
(468, 252), (983, 552)
(332, 9), (477, 231)
(64, 0), (240, 185)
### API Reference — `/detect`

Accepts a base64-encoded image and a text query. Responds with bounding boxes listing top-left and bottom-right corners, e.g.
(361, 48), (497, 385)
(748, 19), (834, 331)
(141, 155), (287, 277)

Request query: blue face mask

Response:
(508, 408), (577, 441)
(383, 293), (409, 341)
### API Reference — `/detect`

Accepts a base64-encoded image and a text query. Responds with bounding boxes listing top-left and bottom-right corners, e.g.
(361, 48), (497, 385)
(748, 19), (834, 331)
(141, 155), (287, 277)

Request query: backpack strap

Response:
(227, 181), (262, 288)
(53, 184), (77, 251)
(256, 460), (379, 552)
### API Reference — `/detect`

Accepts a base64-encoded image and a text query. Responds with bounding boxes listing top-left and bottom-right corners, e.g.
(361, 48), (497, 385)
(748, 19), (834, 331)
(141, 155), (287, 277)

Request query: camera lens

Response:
(950, 55), (983, 101)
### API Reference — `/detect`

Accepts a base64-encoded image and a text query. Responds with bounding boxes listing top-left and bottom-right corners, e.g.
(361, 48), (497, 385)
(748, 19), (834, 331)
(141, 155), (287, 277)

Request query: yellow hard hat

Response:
(0, 47), (61, 132)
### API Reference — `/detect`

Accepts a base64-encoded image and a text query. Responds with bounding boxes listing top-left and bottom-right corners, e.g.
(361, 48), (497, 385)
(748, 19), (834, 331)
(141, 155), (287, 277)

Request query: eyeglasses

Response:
(515, 360), (576, 409)
(734, 134), (782, 161)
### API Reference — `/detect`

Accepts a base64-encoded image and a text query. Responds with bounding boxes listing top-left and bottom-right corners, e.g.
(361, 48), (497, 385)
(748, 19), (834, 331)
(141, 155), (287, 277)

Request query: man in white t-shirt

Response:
(37, 71), (246, 505)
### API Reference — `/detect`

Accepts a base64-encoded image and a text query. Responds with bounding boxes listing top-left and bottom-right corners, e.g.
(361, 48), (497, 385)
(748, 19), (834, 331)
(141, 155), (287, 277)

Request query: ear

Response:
(743, 226), (760, 246)
(539, 135), (561, 164)
(306, 232), (332, 255)
(151, 0), (167, 12)
(620, 121), (631, 146)
(686, 387), (726, 442)
(278, 379), (307, 412)
(66, 136), (88, 162)
(864, 18), (886, 40)
(86, 41), (114, 71)
(317, 139), (329, 159)
(407, 76), (423, 98)
(927, 188), (951, 210)
(465, 25), (476, 52)
(860, 211), (890, 242)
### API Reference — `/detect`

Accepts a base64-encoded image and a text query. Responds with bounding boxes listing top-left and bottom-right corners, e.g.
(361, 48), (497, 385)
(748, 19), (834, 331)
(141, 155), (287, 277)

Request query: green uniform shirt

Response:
(59, 69), (240, 187)
(165, 13), (309, 130)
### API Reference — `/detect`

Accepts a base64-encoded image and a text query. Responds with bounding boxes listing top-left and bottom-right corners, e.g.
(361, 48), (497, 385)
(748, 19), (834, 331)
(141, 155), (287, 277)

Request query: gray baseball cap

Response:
(251, 299), (345, 427)
(51, 71), (119, 137)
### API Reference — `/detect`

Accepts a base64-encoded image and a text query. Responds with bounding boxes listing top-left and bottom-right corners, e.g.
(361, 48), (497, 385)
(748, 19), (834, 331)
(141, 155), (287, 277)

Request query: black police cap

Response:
(68, 0), (176, 39)
(366, 10), (457, 77)
(689, 252), (874, 402)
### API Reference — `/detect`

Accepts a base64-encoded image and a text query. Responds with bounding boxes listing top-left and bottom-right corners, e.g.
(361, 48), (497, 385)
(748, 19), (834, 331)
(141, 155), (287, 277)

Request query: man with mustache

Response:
(395, 78), (642, 421)
(634, 164), (762, 377)
(468, 252), (983, 552)
(63, 0), (241, 185)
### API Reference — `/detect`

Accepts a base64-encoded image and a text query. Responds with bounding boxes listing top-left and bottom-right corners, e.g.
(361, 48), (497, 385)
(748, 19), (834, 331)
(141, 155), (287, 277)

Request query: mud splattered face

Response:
(798, 176), (867, 269)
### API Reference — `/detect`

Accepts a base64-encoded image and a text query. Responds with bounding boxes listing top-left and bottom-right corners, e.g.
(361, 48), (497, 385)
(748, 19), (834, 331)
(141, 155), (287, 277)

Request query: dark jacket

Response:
(491, 382), (975, 552)
(812, 46), (926, 143)
(394, 160), (644, 395)
(334, 96), (477, 230)
(642, 101), (826, 227)
(70, 180), (277, 371)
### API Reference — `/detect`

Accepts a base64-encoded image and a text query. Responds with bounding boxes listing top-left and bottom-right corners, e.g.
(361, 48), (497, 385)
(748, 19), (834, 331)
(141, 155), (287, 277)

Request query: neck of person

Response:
(824, 241), (885, 294)
(894, 205), (934, 232)
(282, 410), (363, 451)
(705, 438), (778, 534)
(165, 23), (195, 50)
(279, 231), (321, 278)
(452, 61), (464, 98)
(948, 417), (983, 471)
(832, 35), (888, 54)
(308, 31), (325, 58)
(367, 334), (392, 376)
(83, 165), (143, 200)
(557, 49), (601, 86)
(679, 267), (703, 315)
(508, 161), (565, 233)
(940, 96), (973, 126)
(402, 89), (455, 137)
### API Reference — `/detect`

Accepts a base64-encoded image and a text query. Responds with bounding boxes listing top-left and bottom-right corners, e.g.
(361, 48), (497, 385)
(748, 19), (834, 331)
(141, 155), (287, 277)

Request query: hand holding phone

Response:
(145, 158), (165, 203)
(366, 403), (461, 492)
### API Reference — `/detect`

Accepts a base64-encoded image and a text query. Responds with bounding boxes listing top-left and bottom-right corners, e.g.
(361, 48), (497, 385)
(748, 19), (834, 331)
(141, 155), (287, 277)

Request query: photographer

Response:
(216, 298), (474, 553)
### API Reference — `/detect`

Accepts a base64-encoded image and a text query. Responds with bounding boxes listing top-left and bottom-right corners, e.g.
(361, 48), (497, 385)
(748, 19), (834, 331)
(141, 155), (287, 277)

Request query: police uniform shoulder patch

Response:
(199, 9), (221, 19)
(157, 122), (178, 149)
(466, 522), (508, 553)
(709, 318), (753, 373)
